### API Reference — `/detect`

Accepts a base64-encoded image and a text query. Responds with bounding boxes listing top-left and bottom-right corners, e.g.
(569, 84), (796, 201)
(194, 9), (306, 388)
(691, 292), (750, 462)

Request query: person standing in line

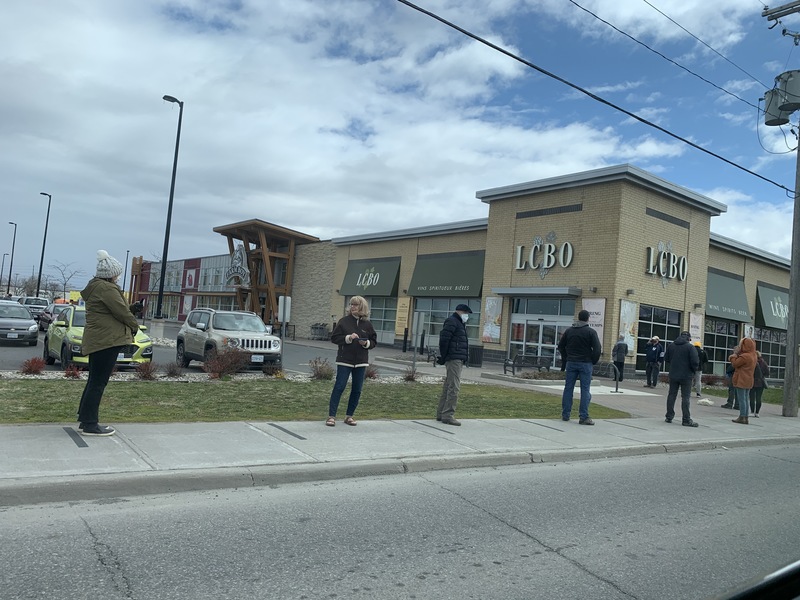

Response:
(77, 250), (141, 436)
(721, 346), (738, 409)
(436, 304), (472, 426)
(749, 351), (769, 418)
(692, 341), (709, 398)
(611, 335), (628, 381)
(664, 331), (700, 427)
(730, 338), (758, 425)
(644, 336), (664, 388)
(558, 309), (602, 425)
(326, 295), (377, 427)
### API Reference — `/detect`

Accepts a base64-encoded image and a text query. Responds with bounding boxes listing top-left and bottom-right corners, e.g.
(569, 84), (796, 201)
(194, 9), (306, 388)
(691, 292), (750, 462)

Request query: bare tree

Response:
(49, 261), (86, 299)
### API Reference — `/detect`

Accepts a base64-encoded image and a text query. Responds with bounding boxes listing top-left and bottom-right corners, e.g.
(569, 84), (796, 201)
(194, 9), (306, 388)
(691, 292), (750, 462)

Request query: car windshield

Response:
(0, 305), (32, 319)
(213, 313), (267, 332)
(24, 299), (48, 306)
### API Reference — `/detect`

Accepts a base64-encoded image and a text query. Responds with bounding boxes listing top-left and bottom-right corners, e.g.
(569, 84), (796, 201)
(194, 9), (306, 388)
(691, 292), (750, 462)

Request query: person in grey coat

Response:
(664, 331), (700, 427)
(611, 335), (628, 381)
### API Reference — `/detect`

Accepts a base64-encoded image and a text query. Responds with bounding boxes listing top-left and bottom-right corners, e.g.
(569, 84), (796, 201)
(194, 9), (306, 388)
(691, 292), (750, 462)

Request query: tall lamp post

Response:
(7, 222), (17, 296)
(155, 94), (184, 320)
(122, 249), (130, 294)
(0, 253), (7, 292)
(36, 192), (52, 298)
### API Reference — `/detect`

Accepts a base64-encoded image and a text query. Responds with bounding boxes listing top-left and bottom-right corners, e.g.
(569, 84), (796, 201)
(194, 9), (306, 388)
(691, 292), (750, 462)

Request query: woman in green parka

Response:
(76, 250), (140, 436)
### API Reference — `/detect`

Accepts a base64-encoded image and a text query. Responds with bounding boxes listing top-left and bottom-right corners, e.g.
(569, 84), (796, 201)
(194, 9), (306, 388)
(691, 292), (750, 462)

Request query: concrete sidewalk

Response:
(2, 341), (799, 506)
(2, 386), (799, 507)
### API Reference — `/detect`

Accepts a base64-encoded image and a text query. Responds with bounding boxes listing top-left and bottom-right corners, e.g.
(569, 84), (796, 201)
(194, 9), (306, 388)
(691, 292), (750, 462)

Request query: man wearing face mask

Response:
(436, 303), (473, 426)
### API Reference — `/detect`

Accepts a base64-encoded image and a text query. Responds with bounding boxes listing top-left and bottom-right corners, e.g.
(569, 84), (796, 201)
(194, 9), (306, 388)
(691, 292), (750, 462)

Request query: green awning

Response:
(339, 257), (400, 296)
(756, 283), (789, 330)
(705, 270), (751, 322)
(407, 251), (484, 297)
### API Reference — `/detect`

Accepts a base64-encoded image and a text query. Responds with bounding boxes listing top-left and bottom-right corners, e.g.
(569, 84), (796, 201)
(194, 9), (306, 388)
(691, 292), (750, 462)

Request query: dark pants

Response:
(645, 362), (660, 386)
(77, 346), (122, 426)
(613, 361), (624, 381)
(328, 365), (366, 418)
(665, 378), (692, 423)
(749, 387), (764, 414)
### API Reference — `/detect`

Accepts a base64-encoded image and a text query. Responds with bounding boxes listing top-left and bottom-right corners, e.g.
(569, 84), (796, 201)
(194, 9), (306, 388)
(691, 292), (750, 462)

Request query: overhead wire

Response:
(394, 0), (792, 194)
(568, 0), (763, 111)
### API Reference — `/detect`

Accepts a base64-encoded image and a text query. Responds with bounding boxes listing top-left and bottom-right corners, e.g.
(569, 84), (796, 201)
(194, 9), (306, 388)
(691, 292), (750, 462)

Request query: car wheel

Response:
(43, 340), (55, 365)
(60, 346), (72, 370)
(203, 346), (217, 363)
(176, 342), (190, 368)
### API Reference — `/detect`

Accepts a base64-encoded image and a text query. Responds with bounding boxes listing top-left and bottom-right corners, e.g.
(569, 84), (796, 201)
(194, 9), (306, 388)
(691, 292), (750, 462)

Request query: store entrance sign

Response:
(514, 233), (574, 277)
(645, 245), (687, 281)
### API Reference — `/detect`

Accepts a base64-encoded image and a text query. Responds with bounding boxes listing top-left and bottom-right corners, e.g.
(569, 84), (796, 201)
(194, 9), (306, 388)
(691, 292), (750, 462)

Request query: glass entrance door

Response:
(509, 320), (567, 369)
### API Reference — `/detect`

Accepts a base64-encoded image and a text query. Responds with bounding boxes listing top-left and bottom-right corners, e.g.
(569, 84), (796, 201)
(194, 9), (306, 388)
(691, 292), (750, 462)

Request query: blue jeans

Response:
(735, 387), (750, 417)
(562, 361), (593, 421)
(328, 365), (366, 418)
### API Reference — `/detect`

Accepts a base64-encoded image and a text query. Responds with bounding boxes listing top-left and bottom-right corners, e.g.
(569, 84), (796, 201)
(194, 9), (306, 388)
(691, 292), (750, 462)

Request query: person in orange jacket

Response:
(729, 338), (757, 425)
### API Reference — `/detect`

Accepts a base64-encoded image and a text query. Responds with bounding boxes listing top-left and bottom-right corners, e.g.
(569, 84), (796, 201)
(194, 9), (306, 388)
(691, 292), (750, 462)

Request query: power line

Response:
(395, 0), (792, 194)
(566, 0), (761, 111)
(641, 0), (770, 89)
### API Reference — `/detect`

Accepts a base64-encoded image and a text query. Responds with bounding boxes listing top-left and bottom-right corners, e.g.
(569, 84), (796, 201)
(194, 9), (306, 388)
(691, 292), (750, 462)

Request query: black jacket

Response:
(330, 315), (377, 367)
(645, 341), (664, 364)
(557, 321), (601, 364)
(664, 334), (699, 381)
(439, 312), (469, 363)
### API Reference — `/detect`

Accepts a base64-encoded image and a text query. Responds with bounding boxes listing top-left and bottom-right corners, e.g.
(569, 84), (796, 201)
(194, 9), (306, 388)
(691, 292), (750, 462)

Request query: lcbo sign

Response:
(645, 246), (687, 281)
(514, 237), (574, 272)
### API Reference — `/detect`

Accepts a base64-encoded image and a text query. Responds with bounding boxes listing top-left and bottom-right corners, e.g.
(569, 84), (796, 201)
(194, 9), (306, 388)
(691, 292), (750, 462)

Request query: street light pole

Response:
(0, 253), (7, 292)
(36, 192), (52, 298)
(155, 94), (184, 320)
(122, 250), (130, 295)
(7, 222), (17, 296)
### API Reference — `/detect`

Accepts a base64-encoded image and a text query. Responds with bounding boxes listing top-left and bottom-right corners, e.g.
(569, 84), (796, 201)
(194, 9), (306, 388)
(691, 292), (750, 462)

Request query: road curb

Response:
(3, 436), (799, 507)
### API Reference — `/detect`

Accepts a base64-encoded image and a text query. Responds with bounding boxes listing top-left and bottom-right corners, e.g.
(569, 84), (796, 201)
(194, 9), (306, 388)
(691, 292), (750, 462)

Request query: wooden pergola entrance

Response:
(213, 219), (319, 325)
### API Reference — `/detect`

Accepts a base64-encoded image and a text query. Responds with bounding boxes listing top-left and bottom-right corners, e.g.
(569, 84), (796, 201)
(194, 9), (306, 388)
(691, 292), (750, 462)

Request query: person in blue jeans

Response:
(558, 310), (602, 425)
(326, 296), (377, 427)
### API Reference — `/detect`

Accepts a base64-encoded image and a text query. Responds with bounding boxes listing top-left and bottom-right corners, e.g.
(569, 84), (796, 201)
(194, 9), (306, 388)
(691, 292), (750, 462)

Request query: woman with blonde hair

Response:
(326, 296), (377, 427)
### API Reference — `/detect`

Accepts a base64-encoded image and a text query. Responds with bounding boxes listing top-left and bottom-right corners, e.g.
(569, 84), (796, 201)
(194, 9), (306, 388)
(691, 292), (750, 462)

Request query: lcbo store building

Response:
(133, 164), (790, 381)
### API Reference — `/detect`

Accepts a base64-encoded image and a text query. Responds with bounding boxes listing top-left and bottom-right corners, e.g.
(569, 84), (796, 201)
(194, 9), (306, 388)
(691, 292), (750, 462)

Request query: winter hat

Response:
(95, 250), (123, 279)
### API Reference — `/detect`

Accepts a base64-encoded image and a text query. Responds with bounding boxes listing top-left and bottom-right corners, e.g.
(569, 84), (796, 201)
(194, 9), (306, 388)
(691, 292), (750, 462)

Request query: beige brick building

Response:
(137, 164), (790, 380)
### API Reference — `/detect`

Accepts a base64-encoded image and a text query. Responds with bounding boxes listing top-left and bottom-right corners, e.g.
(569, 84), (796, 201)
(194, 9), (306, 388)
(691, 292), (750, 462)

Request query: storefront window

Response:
(365, 297), (397, 333)
(635, 304), (683, 371)
(507, 298), (575, 366)
(753, 327), (786, 380)
(413, 298), (481, 346)
(703, 318), (740, 376)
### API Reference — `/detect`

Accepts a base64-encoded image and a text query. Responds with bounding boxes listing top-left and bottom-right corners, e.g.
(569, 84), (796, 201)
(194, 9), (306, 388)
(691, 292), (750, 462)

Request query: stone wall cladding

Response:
(294, 241), (336, 339)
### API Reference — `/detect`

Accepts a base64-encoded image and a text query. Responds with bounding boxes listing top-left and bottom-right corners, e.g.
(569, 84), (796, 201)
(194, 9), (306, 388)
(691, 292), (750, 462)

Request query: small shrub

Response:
(134, 361), (158, 381)
(703, 374), (727, 387)
(309, 357), (335, 380)
(262, 364), (284, 378)
(203, 349), (251, 378)
(64, 364), (82, 379)
(164, 362), (184, 378)
(403, 366), (418, 382)
(365, 364), (379, 380)
(20, 357), (46, 375)
(521, 370), (566, 381)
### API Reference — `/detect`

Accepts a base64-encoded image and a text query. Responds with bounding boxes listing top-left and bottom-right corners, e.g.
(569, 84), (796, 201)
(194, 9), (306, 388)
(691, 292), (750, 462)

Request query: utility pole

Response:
(763, 2), (800, 417)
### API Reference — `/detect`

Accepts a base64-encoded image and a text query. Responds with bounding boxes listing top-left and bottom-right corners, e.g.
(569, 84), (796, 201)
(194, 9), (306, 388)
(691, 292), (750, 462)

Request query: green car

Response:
(43, 305), (153, 369)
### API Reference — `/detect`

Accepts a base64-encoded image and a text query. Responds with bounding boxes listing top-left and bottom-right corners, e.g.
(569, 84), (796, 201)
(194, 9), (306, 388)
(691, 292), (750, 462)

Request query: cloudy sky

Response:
(2, 0), (799, 292)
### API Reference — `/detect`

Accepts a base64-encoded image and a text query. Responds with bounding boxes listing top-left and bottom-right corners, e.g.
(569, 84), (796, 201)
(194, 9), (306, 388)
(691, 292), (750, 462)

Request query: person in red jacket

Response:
(730, 337), (757, 425)
(326, 296), (377, 427)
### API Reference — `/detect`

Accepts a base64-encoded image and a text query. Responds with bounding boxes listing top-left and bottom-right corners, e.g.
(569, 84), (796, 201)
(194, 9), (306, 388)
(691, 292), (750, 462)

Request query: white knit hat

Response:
(95, 250), (123, 279)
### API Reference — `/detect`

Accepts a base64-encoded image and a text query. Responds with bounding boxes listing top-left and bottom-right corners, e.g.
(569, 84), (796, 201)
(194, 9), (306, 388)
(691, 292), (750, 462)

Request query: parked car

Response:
(43, 305), (153, 369)
(37, 303), (66, 331)
(18, 296), (50, 320)
(0, 300), (38, 346)
(177, 308), (282, 368)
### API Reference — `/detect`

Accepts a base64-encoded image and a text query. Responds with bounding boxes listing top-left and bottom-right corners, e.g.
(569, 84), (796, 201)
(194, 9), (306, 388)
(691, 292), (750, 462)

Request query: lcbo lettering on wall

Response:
(514, 232), (574, 279)
(771, 295), (789, 321)
(645, 241), (687, 284)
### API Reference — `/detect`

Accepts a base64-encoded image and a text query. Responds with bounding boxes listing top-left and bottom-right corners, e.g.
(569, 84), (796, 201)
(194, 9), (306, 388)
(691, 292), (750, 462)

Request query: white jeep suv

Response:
(176, 308), (282, 368)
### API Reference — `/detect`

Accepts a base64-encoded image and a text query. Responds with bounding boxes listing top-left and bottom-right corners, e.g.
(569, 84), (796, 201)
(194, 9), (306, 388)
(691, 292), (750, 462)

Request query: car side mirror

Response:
(197, 322), (207, 331)
(54, 320), (67, 327)
(138, 325), (147, 331)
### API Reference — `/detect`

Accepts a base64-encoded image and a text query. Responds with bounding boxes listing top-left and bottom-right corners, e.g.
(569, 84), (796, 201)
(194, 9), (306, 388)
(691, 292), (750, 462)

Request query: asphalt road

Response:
(2, 445), (797, 600)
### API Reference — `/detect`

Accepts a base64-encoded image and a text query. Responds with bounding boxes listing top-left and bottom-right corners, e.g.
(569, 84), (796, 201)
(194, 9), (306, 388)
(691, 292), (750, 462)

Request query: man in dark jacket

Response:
(644, 336), (664, 387)
(436, 304), (472, 426)
(558, 310), (602, 425)
(664, 331), (700, 427)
